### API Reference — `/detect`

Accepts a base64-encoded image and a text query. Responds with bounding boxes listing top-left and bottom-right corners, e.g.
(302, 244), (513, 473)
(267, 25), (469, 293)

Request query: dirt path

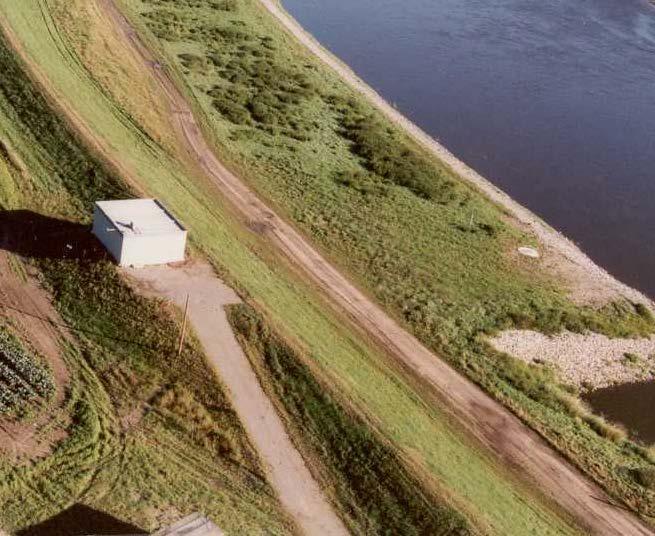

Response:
(12, 1), (651, 533)
(126, 261), (348, 536)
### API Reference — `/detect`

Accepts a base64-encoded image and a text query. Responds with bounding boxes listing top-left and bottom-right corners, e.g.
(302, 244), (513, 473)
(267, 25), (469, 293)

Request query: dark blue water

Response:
(283, 0), (655, 298)
(584, 381), (655, 444)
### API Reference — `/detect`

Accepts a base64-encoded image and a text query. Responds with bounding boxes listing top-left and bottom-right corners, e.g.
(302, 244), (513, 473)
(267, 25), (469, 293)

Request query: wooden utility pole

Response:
(177, 294), (190, 357)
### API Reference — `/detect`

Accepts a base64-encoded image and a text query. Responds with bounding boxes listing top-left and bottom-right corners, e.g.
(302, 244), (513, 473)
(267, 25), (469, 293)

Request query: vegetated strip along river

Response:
(281, 0), (655, 443)
(283, 0), (655, 299)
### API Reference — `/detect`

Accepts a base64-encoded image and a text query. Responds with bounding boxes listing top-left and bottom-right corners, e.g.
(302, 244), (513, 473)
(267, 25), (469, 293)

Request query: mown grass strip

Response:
(0, 29), (290, 533)
(229, 303), (472, 536)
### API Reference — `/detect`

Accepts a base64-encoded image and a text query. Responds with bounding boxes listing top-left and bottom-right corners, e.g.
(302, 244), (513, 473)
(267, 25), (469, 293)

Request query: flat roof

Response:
(95, 199), (185, 236)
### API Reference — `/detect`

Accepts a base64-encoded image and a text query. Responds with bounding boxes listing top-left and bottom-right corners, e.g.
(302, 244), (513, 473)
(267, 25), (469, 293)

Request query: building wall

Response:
(119, 231), (187, 267)
(92, 207), (124, 263)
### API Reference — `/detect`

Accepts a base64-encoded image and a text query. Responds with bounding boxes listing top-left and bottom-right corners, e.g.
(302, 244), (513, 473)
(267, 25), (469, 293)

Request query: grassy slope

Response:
(120, 0), (655, 519)
(0, 29), (290, 534)
(0, 1), (590, 534)
(229, 304), (470, 536)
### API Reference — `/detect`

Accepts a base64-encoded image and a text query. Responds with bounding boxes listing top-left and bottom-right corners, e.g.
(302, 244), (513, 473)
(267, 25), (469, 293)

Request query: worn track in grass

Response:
(0, 0), (644, 532)
(257, 0), (654, 310)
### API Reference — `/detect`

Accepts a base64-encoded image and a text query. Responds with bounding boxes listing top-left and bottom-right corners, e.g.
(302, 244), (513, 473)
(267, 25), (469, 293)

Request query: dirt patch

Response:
(491, 329), (655, 389)
(0, 251), (71, 462)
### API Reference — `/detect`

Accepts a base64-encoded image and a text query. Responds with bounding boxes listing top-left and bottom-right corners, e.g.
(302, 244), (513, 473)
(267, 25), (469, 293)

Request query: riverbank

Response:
(259, 0), (653, 311)
(491, 329), (655, 389)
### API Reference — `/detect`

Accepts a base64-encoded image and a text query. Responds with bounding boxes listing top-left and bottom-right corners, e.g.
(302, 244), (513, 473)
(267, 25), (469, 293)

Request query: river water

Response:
(283, 0), (655, 299)
(281, 0), (655, 442)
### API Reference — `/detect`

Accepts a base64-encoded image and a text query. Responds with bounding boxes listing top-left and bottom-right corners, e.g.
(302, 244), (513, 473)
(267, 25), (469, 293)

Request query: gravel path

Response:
(127, 261), (348, 536)
(492, 330), (655, 389)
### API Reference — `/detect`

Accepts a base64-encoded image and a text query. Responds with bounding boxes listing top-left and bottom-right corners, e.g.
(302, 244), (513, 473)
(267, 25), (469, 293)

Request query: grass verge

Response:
(0, 0), (645, 532)
(229, 303), (471, 535)
(0, 28), (290, 533)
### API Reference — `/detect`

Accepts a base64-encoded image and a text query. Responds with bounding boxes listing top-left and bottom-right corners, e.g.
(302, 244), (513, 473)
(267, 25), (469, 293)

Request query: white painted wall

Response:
(92, 205), (187, 266)
(119, 231), (187, 267)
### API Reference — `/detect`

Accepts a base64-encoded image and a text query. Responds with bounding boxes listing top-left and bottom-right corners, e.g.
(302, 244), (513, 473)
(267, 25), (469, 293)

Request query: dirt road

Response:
(127, 261), (348, 536)
(22, 1), (652, 533)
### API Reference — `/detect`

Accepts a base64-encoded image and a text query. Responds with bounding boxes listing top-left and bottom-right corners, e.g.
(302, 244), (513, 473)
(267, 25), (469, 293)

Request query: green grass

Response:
(119, 0), (655, 520)
(0, 30), (290, 534)
(2, 0), (652, 532)
(229, 303), (471, 535)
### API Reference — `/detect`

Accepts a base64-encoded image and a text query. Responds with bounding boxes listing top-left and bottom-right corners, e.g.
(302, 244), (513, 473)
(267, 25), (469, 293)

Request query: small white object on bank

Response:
(518, 246), (540, 258)
(92, 198), (187, 267)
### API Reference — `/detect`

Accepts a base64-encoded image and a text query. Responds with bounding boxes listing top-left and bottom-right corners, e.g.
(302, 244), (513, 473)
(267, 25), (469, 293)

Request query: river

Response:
(282, 0), (655, 299)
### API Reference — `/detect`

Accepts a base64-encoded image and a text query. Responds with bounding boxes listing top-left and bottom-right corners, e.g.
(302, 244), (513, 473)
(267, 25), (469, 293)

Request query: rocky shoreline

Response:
(491, 329), (655, 389)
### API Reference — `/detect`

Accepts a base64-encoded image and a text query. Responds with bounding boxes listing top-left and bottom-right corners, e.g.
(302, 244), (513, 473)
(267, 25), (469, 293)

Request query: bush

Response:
(630, 467), (655, 490)
(623, 352), (640, 365)
(336, 105), (459, 203)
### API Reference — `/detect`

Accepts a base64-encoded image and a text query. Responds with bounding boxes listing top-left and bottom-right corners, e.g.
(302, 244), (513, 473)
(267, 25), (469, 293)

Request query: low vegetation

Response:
(125, 0), (655, 520)
(229, 304), (471, 536)
(2, 0), (653, 532)
(0, 327), (54, 415)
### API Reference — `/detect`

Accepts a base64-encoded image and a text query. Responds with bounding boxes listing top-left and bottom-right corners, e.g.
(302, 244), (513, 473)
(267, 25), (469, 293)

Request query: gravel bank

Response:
(257, 0), (655, 310)
(491, 329), (655, 389)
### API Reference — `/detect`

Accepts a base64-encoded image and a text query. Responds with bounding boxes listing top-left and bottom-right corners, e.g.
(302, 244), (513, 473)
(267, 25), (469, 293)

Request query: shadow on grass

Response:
(17, 503), (147, 535)
(0, 209), (161, 351)
(0, 209), (107, 262)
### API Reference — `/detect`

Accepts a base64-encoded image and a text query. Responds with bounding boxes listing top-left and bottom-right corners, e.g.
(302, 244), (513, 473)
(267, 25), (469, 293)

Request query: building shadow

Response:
(16, 503), (147, 535)
(0, 209), (107, 262)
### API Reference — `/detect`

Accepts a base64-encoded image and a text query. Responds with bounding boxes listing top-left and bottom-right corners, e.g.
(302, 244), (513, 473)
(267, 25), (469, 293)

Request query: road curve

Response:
(26, 0), (655, 534)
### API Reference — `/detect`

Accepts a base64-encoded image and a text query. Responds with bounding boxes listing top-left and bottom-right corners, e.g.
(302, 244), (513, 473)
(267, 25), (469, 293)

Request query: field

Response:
(0, 0), (652, 533)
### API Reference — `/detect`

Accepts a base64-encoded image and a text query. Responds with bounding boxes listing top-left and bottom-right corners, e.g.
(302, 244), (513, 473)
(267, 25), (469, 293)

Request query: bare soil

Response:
(126, 261), (348, 536)
(0, 252), (70, 461)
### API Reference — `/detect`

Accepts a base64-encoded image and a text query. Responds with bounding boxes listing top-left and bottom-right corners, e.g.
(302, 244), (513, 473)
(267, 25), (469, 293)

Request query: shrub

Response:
(630, 467), (655, 490)
(336, 106), (459, 203)
(623, 352), (640, 365)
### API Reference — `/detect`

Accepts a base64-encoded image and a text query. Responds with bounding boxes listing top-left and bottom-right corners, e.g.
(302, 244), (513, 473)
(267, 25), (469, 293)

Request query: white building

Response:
(92, 199), (187, 267)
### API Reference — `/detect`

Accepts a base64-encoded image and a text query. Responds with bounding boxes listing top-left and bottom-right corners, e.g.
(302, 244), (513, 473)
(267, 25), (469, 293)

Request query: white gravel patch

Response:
(490, 330), (655, 389)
